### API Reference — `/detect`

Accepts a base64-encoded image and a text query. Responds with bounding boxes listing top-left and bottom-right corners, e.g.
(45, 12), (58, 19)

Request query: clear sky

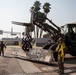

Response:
(0, 0), (76, 38)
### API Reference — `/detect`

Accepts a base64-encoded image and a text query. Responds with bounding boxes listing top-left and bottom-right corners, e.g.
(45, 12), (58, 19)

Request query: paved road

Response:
(0, 47), (25, 75)
(0, 46), (76, 75)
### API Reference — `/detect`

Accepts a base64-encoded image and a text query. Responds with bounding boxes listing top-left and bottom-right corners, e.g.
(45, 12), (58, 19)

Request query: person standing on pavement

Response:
(55, 37), (67, 74)
(0, 41), (6, 56)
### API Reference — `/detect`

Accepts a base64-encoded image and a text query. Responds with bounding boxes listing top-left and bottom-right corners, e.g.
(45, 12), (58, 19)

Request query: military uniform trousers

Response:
(0, 49), (4, 56)
(58, 54), (64, 73)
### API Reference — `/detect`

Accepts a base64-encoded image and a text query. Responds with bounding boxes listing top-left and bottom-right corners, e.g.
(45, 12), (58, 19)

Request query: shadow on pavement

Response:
(15, 56), (58, 67)
(64, 67), (76, 75)
(3, 56), (13, 58)
(65, 57), (76, 64)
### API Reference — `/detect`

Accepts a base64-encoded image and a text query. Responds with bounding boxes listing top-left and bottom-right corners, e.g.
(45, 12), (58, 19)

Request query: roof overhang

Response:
(12, 21), (32, 26)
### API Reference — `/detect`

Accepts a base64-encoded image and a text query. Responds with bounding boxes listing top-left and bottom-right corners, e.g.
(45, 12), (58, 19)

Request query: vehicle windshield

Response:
(70, 26), (76, 33)
(61, 25), (76, 34)
(61, 25), (68, 34)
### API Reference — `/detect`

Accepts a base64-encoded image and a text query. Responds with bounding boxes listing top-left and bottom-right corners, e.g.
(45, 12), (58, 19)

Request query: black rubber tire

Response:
(22, 45), (26, 50)
(22, 44), (29, 51)
(70, 51), (76, 56)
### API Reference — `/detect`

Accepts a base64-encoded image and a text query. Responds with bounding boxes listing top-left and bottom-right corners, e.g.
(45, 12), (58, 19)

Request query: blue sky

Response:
(0, 0), (76, 38)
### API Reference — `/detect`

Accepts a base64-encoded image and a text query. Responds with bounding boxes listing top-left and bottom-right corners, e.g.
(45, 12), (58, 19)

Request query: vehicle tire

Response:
(22, 44), (29, 51)
(70, 51), (76, 56)
(69, 46), (76, 56)
(22, 44), (26, 50)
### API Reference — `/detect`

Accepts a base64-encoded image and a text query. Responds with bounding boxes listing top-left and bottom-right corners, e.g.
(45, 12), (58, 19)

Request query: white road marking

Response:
(17, 59), (42, 73)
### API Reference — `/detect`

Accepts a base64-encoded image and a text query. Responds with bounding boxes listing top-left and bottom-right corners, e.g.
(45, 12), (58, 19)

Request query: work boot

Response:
(56, 70), (61, 73)
(59, 71), (64, 74)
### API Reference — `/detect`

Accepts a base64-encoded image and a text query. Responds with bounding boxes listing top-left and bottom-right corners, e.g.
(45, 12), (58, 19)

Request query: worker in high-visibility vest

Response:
(55, 37), (67, 74)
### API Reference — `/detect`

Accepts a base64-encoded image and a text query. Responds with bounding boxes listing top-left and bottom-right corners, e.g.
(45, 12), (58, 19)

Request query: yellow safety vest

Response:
(58, 43), (66, 61)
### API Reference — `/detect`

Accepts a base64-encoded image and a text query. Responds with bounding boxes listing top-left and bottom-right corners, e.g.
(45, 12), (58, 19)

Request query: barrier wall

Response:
(35, 38), (54, 47)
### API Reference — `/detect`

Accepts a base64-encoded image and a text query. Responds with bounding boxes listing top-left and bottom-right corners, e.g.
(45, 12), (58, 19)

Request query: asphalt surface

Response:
(0, 46), (76, 75)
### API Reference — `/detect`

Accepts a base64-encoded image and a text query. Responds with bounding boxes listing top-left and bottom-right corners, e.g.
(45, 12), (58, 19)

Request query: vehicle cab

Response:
(61, 23), (76, 56)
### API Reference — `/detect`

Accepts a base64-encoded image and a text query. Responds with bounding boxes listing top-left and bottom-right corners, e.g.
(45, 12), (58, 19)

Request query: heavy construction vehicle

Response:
(31, 9), (76, 58)
(22, 33), (32, 51)
(12, 5), (76, 59)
